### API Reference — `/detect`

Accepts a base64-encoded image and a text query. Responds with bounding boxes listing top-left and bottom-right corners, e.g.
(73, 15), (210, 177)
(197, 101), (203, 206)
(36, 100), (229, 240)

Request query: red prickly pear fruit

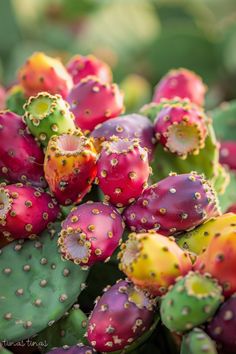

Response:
(207, 294), (236, 354)
(18, 52), (73, 99)
(0, 111), (46, 187)
(220, 141), (236, 171)
(118, 231), (192, 296)
(66, 54), (112, 85)
(67, 76), (124, 132)
(0, 85), (6, 109)
(153, 68), (206, 106)
(46, 345), (97, 354)
(58, 201), (125, 267)
(44, 131), (97, 205)
(91, 113), (156, 161)
(123, 172), (220, 236)
(0, 183), (60, 240)
(153, 99), (208, 158)
(227, 204), (236, 213)
(87, 279), (156, 352)
(96, 137), (150, 208)
(194, 222), (236, 297)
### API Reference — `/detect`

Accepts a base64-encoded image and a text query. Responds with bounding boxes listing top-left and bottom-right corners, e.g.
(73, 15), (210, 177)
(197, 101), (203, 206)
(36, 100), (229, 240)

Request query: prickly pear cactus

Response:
(0, 222), (88, 342)
(6, 85), (26, 115)
(181, 328), (217, 354)
(211, 100), (236, 141)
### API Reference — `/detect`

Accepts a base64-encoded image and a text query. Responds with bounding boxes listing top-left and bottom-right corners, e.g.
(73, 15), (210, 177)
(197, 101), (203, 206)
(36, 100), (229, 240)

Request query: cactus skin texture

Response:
(44, 131), (97, 205)
(160, 272), (223, 333)
(6, 84), (26, 115)
(37, 306), (87, 352)
(178, 213), (236, 255)
(220, 141), (236, 171)
(181, 328), (217, 354)
(194, 221), (236, 297)
(58, 201), (125, 267)
(153, 99), (208, 158)
(118, 231), (192, 296)
(91, 113), (156, 161)
(66, 54), (112, 85)
(67, 76), (124, 132)
(0, 111), (46, 187)
(0, 222), (88, 342)
(153, 68), (206, 106)
(97, 137), (150, 208)
(87, 279), (156, 352)
(123, 172), (220, 236)
(0, 183), (60, 240)
(207, 294), (236, 354)
(18, 52), (73, 99)
(46, 345), (97, 354)
(23, 92), (76, 146)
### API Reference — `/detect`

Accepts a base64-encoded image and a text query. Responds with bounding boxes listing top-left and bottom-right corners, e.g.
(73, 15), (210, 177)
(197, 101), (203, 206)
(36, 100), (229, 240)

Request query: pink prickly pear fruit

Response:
(227, 204), (236, 213)
(123, 172), (220, 236)
(220, 141), (236, 171)
(44, 131), (97, 205)
(96, 137), (150, 208)
(153, 68), (206, 106)
(87, 279), (156, 352)
(207, 294), (236, 354)
(118, 231), (192, 296)
(58, 201), (125, 267)
(67, 76), (124, 132)
(153, 99), (208, 158)
(18, 52), (73, 99)
(66, 54), (112, 85)
(0, 85), (6, 109)
(91, 113), (156, 161)
(0, 183), (60, 241)
(0, 111), (46, 187)
(46, 345), (97, 354)
(194, 222), (236, 297)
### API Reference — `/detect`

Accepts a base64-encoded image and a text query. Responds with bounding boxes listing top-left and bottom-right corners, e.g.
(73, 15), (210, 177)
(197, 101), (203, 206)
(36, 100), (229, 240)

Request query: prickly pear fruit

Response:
(178, 213), (236, 255)
(58, 201), (124, 267)
(91, 113), (156, 161)
(66, 54), (112, 85)
(18, 52), (73, 99)
(207, 293), (236, 354)
(87, 279), (156, 352)
(153, 99), (208, 158)
(194, 222), (236, 297)
(181, 328), (217, 354)
(46, 345), (97, 354)
(23, 92), (75, 146)
(6, 84), (26, 115)
(220, 141), (236, 171)
(153, 68), (206, 106)
(0, 111), (46, 187)
(67, 76), (124, 132)
(44, 131), (97, 205)
(123, 172), (220, 236)
(0, 85), (6, 110)
(97, 137), (150, 208)
(118, 231), (192, 296)
(0, 183), (60, 240)
(160, 272), (223, 332)
(227, 204), (236, 213)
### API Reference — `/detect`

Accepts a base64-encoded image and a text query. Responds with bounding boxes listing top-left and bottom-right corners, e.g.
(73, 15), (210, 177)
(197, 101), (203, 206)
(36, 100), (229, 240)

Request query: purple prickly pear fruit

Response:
(67, 76), (124, 132)
(153, 99), (208, 158)
(87, 279), (156, 352)
(96, 137), (150, 208)
(207, 294), (236, 354)
(58, 201), (125, 267)
(0, 111), (46, 187)
(123, 172), (220, 236)
(91, 113), (156, 161)
(220, 141), (236, 172)
(46, 345), (97, 354)
(0, 183), (60, 240)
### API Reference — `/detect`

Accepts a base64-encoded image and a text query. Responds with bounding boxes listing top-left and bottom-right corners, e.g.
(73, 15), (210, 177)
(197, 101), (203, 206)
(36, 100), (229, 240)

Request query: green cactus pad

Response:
(0, 222), (88, 342)
(160, 272), (223, 333)
(6, 85), (26, 116)
(181, 328), (217, 354)
(36, 305), (87, 352)
(211, 100), (236, 141)
(219, 171), (236, 211)
(211, 163), (230, 195)
(23, 92), (75, 146)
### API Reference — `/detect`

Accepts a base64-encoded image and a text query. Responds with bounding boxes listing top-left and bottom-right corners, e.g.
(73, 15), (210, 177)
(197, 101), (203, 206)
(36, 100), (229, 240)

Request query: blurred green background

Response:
(1, 0), (236, 109)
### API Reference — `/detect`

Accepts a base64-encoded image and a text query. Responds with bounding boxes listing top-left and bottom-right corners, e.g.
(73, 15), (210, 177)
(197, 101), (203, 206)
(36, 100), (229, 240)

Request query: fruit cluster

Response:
(0, 52), (235, 354)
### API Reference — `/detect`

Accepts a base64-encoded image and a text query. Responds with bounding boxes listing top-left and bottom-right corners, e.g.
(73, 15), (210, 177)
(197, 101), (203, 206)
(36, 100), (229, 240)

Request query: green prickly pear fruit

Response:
(181, 328), (217, 354)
